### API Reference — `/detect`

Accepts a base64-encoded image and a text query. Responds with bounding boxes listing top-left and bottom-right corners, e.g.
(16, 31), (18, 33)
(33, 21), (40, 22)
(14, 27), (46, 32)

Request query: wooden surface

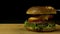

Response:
(0, 24), (60, 34)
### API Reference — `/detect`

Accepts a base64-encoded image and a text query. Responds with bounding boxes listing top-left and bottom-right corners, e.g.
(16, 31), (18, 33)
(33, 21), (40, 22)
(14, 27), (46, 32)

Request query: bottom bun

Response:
(25, 27), (55, 32)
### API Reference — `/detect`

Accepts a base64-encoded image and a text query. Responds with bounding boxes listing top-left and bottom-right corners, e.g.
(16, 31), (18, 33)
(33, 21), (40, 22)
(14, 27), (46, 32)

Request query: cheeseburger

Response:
(24, 6), (56, 32)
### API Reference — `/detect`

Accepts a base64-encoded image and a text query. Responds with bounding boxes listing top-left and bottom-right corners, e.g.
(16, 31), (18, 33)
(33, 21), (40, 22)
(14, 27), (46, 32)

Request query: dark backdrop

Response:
(0, 0), (60, 24)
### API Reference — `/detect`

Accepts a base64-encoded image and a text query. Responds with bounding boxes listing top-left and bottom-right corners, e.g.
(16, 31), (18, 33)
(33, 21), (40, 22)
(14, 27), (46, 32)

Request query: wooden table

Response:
(0, 24), (60, 34)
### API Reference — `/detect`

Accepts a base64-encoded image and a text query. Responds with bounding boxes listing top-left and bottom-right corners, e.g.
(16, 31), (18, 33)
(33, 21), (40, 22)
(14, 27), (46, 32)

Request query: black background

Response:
(0, 0), (60, 24)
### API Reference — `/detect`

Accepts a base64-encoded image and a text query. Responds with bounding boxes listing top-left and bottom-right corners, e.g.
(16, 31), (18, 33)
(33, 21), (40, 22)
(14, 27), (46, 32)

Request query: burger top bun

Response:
(26, 6), (56, 14)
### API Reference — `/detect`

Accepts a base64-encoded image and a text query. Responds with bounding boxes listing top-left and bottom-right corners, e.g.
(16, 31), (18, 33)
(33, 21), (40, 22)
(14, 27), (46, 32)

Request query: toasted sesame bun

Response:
(26, 6), (56, 14)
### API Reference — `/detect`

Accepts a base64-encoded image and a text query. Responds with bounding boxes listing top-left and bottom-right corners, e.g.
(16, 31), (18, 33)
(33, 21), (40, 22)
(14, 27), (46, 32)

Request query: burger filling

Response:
(24, 15), (55, 31)
(25, 20), (55, 31)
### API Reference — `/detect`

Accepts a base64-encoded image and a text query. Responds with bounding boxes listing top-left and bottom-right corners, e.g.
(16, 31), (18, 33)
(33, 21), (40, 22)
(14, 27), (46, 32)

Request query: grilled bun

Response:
(26, 6), (56, 14)
(26, 26), (55, 32)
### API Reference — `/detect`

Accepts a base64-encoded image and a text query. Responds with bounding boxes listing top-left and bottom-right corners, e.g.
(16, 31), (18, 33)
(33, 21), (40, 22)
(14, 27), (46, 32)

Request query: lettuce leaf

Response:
(24, 20), (55, 31)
